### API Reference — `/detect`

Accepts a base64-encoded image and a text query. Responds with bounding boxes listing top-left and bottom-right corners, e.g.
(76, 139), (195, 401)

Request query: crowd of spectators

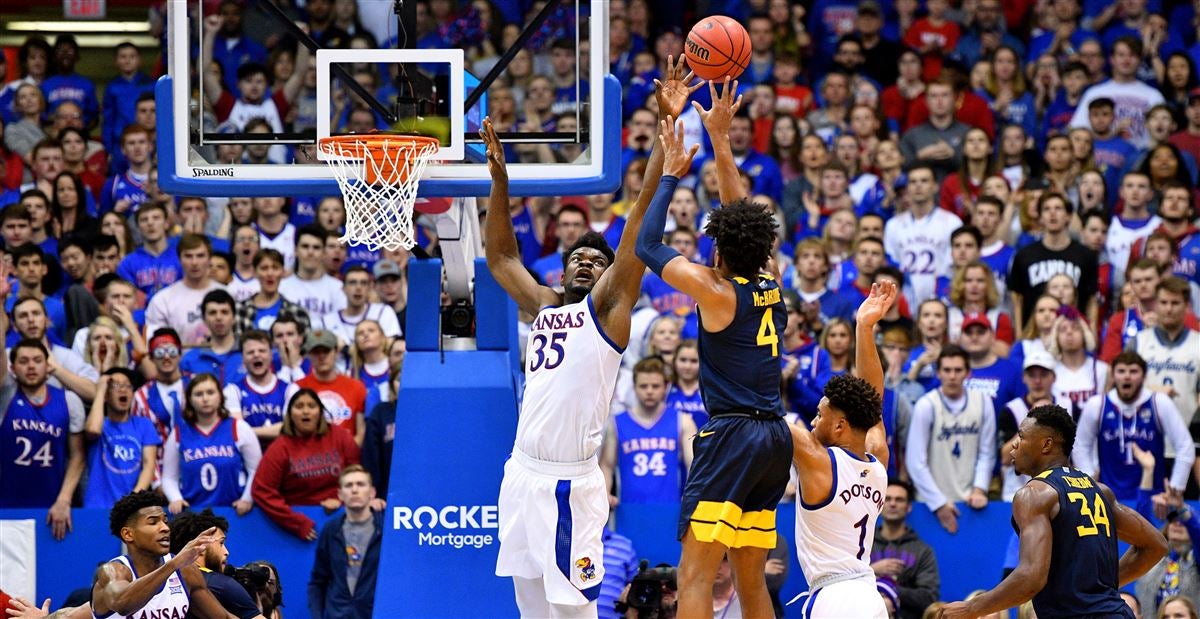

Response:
(3, 0), (1200, 617)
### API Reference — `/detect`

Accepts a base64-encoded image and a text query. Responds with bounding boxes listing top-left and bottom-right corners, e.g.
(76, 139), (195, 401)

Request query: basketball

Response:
(684, 16), (752, 82)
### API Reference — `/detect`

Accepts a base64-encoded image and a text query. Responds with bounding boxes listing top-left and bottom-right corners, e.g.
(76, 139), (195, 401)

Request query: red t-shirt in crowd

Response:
(905, 91), (996, 139)
(251, 425), (361, 539)
(297, 374), (367, 436)
(903, 18), (961, 83)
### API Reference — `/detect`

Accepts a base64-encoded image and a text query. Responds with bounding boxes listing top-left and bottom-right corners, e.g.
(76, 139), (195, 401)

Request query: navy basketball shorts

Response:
(677, 413), (792, 548)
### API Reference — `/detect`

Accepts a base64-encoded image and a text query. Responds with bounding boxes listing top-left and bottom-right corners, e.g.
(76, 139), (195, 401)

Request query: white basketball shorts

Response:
(495, 449), (607, 606)
(795, 576), (889, 619)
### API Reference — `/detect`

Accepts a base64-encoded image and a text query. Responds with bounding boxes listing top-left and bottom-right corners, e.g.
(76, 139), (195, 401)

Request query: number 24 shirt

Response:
(0, 377), (85, 507)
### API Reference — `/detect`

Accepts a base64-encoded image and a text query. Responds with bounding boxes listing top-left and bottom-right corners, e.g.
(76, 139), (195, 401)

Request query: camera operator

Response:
(615, 562), (678, 619)
(169, 509), (265, 619)
(224, 561), (282, 619)
(243, 560), (284, 619)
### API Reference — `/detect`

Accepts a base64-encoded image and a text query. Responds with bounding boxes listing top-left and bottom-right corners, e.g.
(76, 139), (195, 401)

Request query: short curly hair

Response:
(1028, 404), (1076, 456)
(561, 231), (615, 271)
(109, 490), (167, 537)
(704, 199), (777, 279)
(169, 508), (229, 555)
(823, 374), (882, 432)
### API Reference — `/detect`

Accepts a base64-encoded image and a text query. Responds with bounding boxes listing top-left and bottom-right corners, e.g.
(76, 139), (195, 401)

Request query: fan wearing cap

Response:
(296, 329), (366, 446)
(314, 265), (402, 351)
(83, 367), (161, 508)
(997, 351), (1072, 500)
(1069, 37), (1167, 150)
(959, 311), (1023, 415)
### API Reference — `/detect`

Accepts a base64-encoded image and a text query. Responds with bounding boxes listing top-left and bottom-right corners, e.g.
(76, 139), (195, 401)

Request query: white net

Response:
(318, 135), (441, 251)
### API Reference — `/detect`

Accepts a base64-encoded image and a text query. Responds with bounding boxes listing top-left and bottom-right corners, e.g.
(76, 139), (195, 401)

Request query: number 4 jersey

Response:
(516, 296), (623, 462)
(0, 378), (85, 507)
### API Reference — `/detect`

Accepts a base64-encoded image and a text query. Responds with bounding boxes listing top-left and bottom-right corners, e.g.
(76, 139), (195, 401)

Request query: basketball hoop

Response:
(318, 133), (441, 251)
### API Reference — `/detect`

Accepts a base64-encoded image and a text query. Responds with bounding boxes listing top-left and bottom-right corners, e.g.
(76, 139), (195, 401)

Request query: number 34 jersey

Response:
(794, 447), (888, 588)
(516, 296), (623, 463)
(1020, 467), (1128, 618)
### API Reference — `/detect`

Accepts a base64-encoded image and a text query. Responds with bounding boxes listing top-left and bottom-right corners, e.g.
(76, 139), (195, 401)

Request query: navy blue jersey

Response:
(1018, 467), (1130, 618)
(697, 275), (786, 415)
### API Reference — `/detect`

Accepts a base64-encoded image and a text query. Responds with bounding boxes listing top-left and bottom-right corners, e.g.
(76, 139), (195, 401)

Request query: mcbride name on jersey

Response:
(516, 296), (623, 462)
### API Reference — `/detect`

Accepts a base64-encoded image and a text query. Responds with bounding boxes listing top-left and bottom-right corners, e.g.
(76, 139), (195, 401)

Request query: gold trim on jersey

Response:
(689, 500), (777, 548)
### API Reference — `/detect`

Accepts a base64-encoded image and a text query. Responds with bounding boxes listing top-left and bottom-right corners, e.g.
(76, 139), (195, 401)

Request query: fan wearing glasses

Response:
(82, 367), (161, 508)
(131, 328), (187, 445)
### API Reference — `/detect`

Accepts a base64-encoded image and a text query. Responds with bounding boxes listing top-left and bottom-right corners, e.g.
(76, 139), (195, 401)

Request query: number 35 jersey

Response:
(1020, 467), (1128, 618)
(516, 296), (622, 463)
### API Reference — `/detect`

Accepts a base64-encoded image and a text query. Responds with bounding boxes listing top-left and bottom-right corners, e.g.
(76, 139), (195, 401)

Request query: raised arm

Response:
(85, 377), (109, 440)
(480, 118), (560, 317)
(92, 528), (219, 616)
(200, 16), (224, 107)
(856, 282), (897, 470)
(693, 79), (746, 205)
(591, 55), (701, 349)
(281, 24), (312, 104)
(634, 114), (732, 324)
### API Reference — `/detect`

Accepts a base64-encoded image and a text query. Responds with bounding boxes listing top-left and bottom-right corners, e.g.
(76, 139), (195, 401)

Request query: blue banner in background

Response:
(5, 259), (1191, 617)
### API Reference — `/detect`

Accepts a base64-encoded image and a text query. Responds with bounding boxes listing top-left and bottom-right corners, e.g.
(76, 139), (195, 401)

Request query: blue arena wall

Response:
(13, 501), (1188, 617)
(4, 259), (1192, 616)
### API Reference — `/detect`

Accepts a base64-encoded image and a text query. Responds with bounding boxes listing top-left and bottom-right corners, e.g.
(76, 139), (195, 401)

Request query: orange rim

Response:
(318, 134), (441, 185)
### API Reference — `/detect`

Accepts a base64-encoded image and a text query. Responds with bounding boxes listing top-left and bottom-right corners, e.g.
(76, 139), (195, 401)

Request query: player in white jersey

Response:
(481, 57), (699, 617)
(92, 490), (233, 619)
(789, 282), (895, 618)
(883, 164), (962, 304)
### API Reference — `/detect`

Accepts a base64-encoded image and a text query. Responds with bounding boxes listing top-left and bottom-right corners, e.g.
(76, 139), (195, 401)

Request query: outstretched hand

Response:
(4, 597), (50, 619)
(654, 55), (702, 120)
(856, 281), (897, 326)
(478, 117), (508, 181)
(659, 116), (700, 179)
(690, 77), (743, 137)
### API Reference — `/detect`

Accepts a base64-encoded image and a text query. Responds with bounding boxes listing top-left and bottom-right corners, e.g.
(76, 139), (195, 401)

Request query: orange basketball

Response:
(684, 16), (752, 82)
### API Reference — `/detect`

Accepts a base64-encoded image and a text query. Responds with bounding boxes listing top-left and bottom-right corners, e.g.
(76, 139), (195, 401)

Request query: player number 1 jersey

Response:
(794, 447), (888, 589)
(516, 296), (623, 463)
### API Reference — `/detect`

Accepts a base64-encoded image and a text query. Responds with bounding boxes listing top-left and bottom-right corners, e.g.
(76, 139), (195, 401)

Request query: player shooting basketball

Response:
(481, 56), (700, 617)
(635, 78), (792, 619)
